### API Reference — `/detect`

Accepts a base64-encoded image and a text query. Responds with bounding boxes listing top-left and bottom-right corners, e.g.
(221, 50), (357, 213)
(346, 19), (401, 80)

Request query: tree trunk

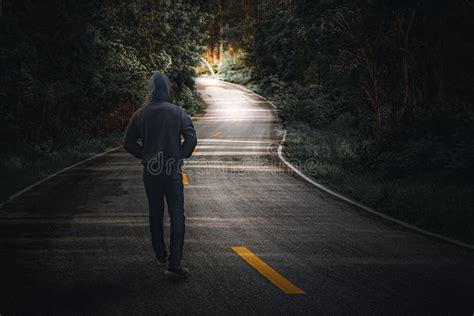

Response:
(283, 0), (292, 9)
(363, 49), (382, 143)
(217, 0), (224, 66)
(207, 24), (215, 63)
(398, 10), (416, 122)
(219, 26), (224, 64)
(256, 0), (261, 23)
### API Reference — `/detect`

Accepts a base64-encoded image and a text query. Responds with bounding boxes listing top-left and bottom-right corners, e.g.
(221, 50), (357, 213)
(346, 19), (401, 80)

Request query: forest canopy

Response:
(0, 0), (208, 145)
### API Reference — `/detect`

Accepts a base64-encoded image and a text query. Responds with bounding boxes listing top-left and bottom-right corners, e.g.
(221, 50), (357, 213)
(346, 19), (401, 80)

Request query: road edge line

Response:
(218, 78), (474, 251)
(0, 146), (123, 209)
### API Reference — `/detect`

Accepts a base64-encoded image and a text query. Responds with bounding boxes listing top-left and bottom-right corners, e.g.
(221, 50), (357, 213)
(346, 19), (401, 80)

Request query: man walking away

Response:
(123, 72), (197, 278)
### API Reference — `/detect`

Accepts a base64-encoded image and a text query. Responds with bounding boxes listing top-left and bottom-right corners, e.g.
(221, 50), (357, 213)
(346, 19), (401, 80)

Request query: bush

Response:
(175, 87), (202, 116)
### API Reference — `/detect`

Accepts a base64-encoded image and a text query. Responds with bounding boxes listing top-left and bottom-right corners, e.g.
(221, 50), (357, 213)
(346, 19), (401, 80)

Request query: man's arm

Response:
(179, 109), (197, 158)
(123, 113), (143, 159)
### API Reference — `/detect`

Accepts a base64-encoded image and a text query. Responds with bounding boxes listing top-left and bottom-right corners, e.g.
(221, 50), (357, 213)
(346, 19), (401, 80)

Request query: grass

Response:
(283, 122), (474, 245)
(0, 130), (122, 203)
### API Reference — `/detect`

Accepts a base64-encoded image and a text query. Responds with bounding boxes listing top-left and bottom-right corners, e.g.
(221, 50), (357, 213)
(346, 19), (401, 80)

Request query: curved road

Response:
(1, 78), (473, 314)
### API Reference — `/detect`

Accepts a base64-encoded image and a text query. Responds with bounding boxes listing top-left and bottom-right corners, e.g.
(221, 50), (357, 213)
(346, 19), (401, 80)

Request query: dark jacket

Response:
(123, 73), (197, 167)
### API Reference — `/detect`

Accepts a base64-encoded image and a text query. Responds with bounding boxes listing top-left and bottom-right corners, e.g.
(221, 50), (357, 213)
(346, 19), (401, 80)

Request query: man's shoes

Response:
(154, 257), (167, 267)
(165, 267), (190, 279)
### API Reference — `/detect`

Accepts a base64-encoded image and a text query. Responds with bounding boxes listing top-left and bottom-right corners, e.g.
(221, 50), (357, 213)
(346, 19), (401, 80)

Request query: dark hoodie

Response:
(123, 73), (197, 167)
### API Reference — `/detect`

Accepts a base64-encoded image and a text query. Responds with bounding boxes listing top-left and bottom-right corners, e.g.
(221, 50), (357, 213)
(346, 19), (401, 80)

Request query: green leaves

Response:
(1, 0), (209, 141)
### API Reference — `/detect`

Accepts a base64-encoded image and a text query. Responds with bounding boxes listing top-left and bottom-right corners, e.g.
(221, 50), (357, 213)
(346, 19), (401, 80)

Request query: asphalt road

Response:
(1, 78), (473, 315)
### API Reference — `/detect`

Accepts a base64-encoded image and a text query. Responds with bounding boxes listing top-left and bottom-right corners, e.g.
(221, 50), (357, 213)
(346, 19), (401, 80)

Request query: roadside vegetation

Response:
(0, 131), (121, 202)
(204, 0), (474, 244)
(0, 0), (209, 202)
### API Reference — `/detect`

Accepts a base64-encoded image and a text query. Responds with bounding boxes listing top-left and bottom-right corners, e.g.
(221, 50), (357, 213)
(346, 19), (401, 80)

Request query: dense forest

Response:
(1, 0), (473, 241)
(206, 0), (473, 152)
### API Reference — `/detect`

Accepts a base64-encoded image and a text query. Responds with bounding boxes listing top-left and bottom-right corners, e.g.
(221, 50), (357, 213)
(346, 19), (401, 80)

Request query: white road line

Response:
(195, 145), (271, 149)
(193, 151), (269, 156)
(194, 119), (276, 122)
(183, 165), (285, 172)
(198, 109), (275, 112)
(198, 139), (279, 144)
(193, 116), (274, 120)
(0, 146), (122, 209)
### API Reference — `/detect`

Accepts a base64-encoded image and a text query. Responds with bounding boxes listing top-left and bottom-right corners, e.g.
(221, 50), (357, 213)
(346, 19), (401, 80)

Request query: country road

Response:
(0, 78), (473, 314)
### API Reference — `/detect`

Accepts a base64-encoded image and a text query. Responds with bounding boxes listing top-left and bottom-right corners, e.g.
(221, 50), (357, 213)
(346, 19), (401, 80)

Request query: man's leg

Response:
(143, 170), (167, 261)
(164, 170), (186, 270)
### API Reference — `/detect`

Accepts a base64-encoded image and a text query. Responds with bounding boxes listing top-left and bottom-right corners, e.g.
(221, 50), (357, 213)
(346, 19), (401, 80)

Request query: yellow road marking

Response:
(182, 173), (189, 186)
(232, 247), (305, 295)
(211, 131), (222, 138)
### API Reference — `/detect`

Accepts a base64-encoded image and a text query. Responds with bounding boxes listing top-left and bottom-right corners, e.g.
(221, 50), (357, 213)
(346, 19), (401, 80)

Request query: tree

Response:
(0, 0), (209, 143)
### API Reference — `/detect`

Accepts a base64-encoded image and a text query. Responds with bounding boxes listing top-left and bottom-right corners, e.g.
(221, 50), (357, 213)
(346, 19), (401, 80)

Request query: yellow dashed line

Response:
(232, 246), (305, 295)
(211, 131), (222, 138)
(182, 173), (189, 186)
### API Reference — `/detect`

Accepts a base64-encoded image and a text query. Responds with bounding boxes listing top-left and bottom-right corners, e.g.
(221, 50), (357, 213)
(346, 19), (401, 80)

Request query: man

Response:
(123, 72), (197, 278)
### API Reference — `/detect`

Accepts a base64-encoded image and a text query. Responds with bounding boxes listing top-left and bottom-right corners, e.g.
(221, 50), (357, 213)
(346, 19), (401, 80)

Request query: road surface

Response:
(1, 78), (473, 315)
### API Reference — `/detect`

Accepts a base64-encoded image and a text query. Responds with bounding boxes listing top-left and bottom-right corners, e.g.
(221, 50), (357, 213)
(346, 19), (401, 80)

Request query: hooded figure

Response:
(124, 72), (197, 167)
(123, 72), (197, 278)
(149, 72), (172, 103)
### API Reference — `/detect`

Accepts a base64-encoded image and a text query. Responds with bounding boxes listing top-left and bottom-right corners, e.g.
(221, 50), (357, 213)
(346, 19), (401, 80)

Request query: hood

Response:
(148, 72), (172, 103)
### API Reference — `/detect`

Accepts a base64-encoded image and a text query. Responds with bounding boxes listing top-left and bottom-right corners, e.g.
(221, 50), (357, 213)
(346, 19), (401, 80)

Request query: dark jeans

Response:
(143, 167), (185, 270)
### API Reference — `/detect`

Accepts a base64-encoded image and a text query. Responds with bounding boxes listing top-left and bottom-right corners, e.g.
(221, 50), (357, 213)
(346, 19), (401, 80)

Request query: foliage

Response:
(175, 86), (203, 115)
(0, 0), (209, 145)
(210, 0), (474, 141)
(0, 0), (209, 201)
(208, 0), (474, 174)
